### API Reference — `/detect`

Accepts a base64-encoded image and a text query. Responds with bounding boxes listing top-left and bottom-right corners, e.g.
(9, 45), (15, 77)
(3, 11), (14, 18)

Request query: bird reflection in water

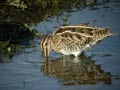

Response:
(41, 53), (111, 86)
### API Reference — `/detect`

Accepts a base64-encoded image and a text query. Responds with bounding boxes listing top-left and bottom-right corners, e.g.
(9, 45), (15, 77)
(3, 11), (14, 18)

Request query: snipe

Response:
(40, 24), (116, 58)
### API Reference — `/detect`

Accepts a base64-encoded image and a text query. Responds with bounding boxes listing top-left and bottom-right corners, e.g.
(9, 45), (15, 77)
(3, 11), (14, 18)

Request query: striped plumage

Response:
(40, 24), (115, 58)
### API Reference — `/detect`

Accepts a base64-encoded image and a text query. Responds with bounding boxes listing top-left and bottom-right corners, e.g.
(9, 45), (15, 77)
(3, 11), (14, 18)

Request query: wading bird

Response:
(40, 24), (115, 59)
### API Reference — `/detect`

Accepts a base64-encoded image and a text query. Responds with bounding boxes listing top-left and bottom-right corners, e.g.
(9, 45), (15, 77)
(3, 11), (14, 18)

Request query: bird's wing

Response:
(54, 25), (110, 38)
(53, 25), (100, 37)
(57, 32), (93, 47)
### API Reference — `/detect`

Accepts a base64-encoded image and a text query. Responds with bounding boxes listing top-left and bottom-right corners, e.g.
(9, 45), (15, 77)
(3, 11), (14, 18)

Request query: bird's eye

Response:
(45, 43), (47, 46)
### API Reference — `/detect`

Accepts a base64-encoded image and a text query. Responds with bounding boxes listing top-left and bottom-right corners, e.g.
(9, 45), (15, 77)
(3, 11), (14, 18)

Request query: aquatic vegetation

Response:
(0, 0), (110, 24)
(7, 0), (27, 10)
(0, 24), (40, 61)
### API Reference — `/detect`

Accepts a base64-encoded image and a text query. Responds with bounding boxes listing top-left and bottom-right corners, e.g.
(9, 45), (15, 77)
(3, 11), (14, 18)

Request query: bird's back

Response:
(52, 25), (115, 55)
(54, 25), (113, 38)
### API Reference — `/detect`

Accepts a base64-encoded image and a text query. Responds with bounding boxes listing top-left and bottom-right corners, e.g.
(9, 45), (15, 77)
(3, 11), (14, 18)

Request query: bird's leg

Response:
(73, 51), (85, 62)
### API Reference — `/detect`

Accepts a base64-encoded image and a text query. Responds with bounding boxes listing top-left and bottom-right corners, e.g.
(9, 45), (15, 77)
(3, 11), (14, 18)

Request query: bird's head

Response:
(40, 35), (53, 58)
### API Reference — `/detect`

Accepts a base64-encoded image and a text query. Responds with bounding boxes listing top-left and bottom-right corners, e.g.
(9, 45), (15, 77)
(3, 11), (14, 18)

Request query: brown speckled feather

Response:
(52, 32), (94, 53)
(52, 25), (114, 52)
(40, 24), (116, 58)
(53, 25), (110, 38)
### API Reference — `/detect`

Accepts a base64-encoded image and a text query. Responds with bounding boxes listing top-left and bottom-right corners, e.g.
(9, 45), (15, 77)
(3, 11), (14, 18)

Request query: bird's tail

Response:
(95, 27), (117, 38)
(107, 32), (117, 37)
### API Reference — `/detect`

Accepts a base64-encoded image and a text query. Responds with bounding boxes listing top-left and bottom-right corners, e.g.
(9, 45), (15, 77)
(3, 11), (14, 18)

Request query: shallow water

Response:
(0, 0), (120, 90)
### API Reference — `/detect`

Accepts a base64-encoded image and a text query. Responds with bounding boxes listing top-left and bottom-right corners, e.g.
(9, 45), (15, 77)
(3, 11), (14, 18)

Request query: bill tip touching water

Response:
(40, 24), (116, 59)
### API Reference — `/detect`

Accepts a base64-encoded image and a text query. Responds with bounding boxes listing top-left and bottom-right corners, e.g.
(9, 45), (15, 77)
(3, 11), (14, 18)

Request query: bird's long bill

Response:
(41, 48), (49, 58)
